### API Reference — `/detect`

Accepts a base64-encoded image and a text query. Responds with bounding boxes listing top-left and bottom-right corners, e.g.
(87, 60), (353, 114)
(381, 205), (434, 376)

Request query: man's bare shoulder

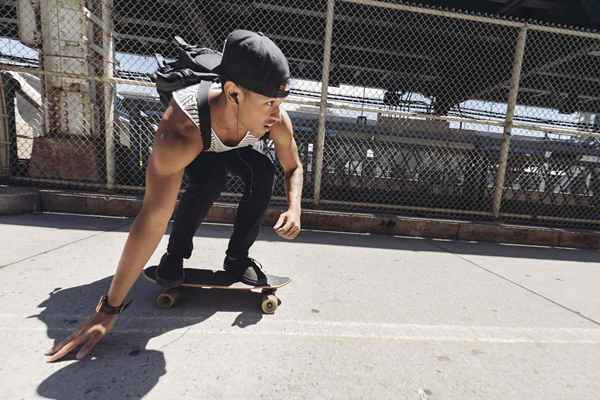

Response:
(159, 99), (201, 138)
(269, 109), (294, 142)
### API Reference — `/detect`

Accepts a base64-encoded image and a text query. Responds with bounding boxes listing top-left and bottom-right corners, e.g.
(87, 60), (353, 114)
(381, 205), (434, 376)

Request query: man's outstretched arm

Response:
(45, 101), (203, 362)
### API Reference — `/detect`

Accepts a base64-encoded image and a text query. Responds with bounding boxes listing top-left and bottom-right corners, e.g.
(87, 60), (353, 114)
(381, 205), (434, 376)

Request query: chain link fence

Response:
(317, 0), (519, 220)
(500, 28), (600, 226)
(1, 0), (599, 229)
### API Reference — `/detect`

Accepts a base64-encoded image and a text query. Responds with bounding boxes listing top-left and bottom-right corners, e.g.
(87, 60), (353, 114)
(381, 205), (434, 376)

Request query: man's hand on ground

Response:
(45, 311), (117, 362)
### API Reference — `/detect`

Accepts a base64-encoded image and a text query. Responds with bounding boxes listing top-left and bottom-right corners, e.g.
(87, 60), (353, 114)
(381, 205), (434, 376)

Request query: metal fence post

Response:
(101, 0), (115, 190)
(493, 26), (528, 218)
(313, 0), (335, 206)
(0, 81), (9, 178)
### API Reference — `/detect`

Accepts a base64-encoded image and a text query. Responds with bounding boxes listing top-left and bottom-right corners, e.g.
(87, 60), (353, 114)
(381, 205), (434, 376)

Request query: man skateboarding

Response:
(45, 30), (303, 362)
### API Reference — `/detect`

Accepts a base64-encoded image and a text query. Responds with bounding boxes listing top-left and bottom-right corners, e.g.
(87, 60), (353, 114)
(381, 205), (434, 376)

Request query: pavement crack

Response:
(428, 241), (600, 327)
(0, 219), (132, 271)
(157, 327), (193, 350)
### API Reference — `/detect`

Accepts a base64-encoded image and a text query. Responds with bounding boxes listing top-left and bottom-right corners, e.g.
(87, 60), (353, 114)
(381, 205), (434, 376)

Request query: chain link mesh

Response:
(319, 0), (518, 220)
(500, 29), (600, 227)
(1, 0), (599, 228)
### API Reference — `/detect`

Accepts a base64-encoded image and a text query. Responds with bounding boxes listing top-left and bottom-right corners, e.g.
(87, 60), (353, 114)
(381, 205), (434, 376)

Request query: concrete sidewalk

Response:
(1, 211), (600, 399)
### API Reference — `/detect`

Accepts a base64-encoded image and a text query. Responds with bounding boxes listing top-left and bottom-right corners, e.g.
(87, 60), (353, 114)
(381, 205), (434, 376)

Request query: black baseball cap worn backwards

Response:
(212, 30), (290, 99)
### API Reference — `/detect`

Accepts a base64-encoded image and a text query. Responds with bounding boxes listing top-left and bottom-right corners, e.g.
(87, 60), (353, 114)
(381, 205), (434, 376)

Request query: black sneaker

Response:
(223, 256), (268, 286)
(155, 252), (185, 288)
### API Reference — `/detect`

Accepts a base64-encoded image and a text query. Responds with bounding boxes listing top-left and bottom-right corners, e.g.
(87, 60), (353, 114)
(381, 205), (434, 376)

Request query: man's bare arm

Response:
(46, 100), (203, 362)
(106, 100), (203, 306)
(270, 110), (303, 239)
(271, 110), (303, 210)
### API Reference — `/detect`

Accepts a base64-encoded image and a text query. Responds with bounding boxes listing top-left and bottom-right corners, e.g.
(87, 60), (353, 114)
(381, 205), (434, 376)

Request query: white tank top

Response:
(171, 83), (263, 153)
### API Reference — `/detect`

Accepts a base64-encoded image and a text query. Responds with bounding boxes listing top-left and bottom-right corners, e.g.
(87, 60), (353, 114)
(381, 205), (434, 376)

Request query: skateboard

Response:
(143, 265), (290, 314)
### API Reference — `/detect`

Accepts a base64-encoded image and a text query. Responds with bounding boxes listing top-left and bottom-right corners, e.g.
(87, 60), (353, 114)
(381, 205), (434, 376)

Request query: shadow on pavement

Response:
(32, 274), (265, 399)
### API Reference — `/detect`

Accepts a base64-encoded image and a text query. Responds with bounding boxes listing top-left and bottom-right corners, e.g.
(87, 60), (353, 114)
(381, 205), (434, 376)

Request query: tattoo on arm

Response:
(285, 167), (304, 207)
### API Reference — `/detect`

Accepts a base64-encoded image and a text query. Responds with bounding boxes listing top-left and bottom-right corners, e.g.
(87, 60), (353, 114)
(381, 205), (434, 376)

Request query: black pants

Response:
(167, 146), (275, 260)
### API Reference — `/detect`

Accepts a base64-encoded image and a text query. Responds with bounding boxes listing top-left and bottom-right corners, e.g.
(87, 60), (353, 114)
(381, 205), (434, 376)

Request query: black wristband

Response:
(96, 294), (132, 315)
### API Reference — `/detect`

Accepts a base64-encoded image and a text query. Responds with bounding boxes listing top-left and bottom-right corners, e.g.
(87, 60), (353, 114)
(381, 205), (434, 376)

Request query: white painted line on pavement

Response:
(2, 314), (600, 344)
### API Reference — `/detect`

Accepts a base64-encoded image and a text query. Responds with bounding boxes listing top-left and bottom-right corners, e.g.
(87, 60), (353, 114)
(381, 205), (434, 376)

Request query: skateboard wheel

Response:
(260, 294), (279, 314)
(156, 289), (179, 309)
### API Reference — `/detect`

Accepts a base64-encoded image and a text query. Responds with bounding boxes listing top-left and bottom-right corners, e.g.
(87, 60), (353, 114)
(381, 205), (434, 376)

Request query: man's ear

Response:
(223, 81), (242, 105)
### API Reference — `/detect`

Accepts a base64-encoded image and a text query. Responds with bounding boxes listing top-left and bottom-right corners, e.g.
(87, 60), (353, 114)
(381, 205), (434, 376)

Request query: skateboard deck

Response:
(143, 265), (290, 313)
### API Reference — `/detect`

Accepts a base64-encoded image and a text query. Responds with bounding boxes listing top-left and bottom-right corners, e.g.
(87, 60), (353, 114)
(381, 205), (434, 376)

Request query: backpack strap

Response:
(195, 80), (212, 151)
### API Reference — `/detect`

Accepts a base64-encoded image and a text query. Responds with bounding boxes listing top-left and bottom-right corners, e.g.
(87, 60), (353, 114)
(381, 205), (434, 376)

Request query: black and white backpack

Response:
(151, 36), (221, 148)
(151, 36), (222, 107)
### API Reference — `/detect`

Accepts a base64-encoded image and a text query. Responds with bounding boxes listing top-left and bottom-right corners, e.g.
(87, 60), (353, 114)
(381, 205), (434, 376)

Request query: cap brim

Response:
(270, 88), (290, 98)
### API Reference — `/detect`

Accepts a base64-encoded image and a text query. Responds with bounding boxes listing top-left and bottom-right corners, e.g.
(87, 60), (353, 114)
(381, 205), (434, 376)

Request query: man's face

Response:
(239, 84), (289, 136)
